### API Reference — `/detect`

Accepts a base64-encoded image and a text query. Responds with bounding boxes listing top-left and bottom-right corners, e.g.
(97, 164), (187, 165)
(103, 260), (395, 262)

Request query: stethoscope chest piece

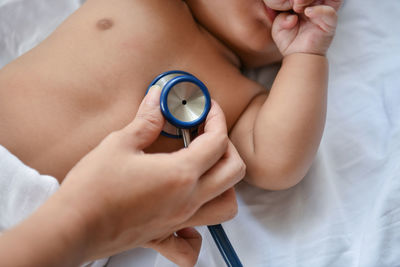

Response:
(148, 70), (211, 138)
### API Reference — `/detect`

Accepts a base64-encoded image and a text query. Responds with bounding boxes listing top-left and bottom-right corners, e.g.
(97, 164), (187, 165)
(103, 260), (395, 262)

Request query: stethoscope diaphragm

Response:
(147, 70), (211, 138)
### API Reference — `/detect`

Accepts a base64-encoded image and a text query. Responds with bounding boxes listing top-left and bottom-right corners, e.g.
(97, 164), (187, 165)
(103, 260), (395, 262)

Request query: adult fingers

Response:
(122, 85), (164, 151)
(182, 188), (238, 227)
(174, 100), (229, 178)
(193, 141), (245, 203)
(147, 228), (202, 267)
(202, 99), (227, 138)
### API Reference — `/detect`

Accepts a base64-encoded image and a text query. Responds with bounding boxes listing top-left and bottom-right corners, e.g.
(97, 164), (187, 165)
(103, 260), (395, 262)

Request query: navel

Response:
(96, 18), (114, 31)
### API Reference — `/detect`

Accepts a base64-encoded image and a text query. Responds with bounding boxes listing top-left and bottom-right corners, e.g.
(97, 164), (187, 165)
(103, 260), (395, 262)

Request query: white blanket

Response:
(0, 145), (59, 231)
(0, 0), (399, 266)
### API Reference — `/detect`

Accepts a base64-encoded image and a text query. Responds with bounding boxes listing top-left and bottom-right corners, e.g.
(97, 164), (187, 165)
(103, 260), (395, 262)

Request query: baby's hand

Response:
(264, 0), (314, 13)
(271, 0), (341, 56)
(264, 0), (340, 13)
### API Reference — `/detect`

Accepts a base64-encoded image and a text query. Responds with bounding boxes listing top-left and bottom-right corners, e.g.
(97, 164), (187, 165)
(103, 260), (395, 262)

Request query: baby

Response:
(0, 0), (339, 191)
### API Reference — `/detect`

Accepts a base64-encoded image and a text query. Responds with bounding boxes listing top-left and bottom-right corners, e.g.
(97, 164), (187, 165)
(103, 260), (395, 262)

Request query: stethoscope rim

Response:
(147, 70), (211, 133)
(149, 70), (193, 87)
(160, 75), (210, 129)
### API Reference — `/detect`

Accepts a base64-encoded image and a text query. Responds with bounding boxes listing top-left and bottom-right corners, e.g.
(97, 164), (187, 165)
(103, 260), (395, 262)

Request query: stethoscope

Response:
(147, 71), (243, 267)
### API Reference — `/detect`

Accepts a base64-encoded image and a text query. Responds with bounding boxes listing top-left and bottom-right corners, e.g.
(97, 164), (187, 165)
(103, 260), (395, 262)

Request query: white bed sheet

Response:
(1, 0), (399, 266)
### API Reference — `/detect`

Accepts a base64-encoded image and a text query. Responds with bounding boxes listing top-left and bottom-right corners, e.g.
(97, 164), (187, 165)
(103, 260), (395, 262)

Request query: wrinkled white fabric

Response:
(0, 141), (107, 267)
(0, 0), (399, 266)
(0, 145), (59, 231)
(0, 0), (84, 67)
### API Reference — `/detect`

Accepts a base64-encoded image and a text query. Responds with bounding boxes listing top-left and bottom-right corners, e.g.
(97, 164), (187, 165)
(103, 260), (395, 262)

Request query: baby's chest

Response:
(144, 69), (264, 154)
(211, 81), (262, 131)
(184, 60), (265, 131)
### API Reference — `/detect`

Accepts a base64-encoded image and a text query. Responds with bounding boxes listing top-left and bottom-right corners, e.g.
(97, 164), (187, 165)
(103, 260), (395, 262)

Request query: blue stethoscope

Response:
(147, 71), (243, 267)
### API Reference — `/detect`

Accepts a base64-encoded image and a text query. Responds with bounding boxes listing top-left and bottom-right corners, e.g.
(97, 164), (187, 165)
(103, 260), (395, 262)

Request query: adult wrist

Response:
(0, 191), (90, 267)
(35, 192), (91, 266)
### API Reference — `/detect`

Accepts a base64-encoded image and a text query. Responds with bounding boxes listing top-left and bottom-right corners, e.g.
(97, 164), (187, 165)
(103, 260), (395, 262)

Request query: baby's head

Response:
(186, 0), (282, 68)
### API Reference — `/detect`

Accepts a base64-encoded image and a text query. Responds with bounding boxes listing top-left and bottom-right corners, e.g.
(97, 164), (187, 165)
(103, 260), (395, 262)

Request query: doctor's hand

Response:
(0, 85), (245, 267)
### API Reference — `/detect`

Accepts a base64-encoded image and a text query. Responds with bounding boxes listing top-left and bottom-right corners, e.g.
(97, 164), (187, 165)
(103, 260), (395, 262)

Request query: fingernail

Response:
(286, 14), (296, 21)
(305, 7), (313, 16)
(145, 85), (161, 107)
(177, 227), (200, 238)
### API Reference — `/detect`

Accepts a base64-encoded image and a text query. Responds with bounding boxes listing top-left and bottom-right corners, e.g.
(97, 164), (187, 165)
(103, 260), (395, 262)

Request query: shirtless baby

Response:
(0, 0), (340, 189)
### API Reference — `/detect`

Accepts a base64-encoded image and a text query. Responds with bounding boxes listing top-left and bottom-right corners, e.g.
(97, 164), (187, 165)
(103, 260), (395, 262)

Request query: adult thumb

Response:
(123, 85), (164, 150)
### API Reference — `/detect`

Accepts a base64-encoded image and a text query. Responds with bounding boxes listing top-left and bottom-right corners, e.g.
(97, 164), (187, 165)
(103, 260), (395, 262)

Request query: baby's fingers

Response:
(304, 5), (337, 34)
(263, 0), (292, 11)
(276, 13), (299, 30)
(324, 0), (342, 11)
(293, 0), (315, 13)
(272, 12), (299, 54)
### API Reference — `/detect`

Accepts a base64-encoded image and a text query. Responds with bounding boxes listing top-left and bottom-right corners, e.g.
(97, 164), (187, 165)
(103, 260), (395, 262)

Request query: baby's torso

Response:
(0, 0), (265, 180)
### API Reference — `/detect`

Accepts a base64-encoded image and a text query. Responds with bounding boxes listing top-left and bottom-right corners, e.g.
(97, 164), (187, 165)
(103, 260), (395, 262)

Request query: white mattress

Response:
(1, 0), (399, 266)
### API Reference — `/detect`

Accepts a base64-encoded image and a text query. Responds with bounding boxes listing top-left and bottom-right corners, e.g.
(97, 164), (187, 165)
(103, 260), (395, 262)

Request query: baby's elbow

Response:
(246, 160), (309, 191)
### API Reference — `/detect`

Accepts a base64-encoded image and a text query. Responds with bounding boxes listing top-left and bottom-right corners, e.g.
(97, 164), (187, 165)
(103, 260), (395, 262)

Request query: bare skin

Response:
(0, 0), (339, 189)
(0, 0), (259, 180)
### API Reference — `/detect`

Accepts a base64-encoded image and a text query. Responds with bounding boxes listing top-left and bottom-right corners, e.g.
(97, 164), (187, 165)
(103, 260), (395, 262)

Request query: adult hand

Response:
(0, 85), (245, 267)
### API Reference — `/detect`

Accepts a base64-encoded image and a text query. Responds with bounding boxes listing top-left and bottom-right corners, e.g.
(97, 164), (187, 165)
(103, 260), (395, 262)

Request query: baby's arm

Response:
(230, 2), (340, 190)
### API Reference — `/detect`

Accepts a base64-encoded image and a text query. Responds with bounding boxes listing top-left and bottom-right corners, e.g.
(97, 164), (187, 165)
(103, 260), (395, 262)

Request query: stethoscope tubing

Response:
(208, 224), (243, 267)
(181, 129), (243, 267)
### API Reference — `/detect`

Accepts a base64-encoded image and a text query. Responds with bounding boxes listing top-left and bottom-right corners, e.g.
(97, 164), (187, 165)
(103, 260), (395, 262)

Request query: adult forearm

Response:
(252, 53), (328, 189)
(0, 194), (89, 267)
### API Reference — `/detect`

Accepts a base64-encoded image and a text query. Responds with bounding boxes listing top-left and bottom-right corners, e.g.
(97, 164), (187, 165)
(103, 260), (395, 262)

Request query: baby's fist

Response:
(272, 4), (338, 56)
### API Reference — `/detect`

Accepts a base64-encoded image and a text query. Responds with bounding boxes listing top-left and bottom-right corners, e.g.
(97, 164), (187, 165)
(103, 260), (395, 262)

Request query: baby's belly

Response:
(0, 0), (264, 180)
